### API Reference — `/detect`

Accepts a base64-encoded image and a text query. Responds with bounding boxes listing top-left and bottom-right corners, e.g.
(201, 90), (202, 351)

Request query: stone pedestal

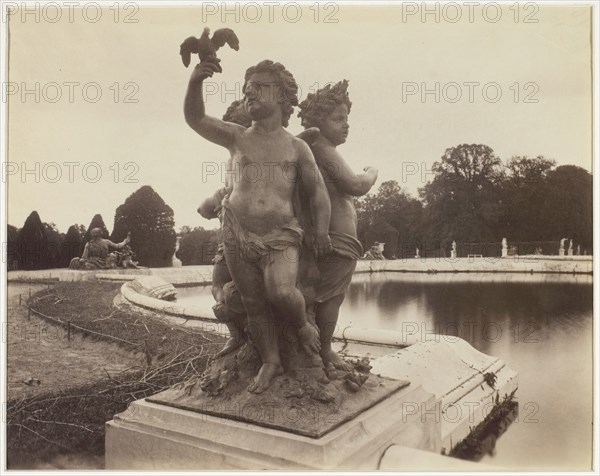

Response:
(105, 338), (518, 470)
(106, 383), (438, 470)
(450, 250), (457, 259)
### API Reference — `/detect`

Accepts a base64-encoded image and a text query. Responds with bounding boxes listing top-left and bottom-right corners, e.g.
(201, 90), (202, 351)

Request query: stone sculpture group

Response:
(69, 229), (138, 270)
(182, 29), (378, 398)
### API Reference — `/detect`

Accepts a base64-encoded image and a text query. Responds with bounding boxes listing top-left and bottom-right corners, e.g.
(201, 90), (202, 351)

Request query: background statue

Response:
(115, 244), (139, 268)
(559, 238), (566, 256)
(450, 240), (457, 258)
(501, 238), (508, 258)
(364, 242), (386, 260)
(69, 229), (130, 270)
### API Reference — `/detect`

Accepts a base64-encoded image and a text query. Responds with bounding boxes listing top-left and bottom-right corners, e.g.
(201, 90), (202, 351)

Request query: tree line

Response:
(6, 144), (593, 269)
(356, 145), (592, 258)
(7, 186), (177, 270)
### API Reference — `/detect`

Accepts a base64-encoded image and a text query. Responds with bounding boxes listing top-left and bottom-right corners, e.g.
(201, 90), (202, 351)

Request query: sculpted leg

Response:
(225, 253), (283, 393)
(243, 297), (283, 393)
(264, 248), (320, 357)
(211, 257), (231, 303)
(316, 293), (352, 371)
(212, 256), (245, 358)
(214, 321), (245, 358)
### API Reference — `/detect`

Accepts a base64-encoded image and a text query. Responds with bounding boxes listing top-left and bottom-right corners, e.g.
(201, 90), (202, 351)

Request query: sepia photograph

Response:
(1, 0), (597, 472)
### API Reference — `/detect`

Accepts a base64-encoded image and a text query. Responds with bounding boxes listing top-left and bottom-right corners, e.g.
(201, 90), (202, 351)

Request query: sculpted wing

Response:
(211, 28), (240, 51)
(179, 36), (199, 67)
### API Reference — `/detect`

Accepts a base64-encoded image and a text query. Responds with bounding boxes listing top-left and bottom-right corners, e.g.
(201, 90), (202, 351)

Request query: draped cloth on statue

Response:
(314, 232), (363, 303)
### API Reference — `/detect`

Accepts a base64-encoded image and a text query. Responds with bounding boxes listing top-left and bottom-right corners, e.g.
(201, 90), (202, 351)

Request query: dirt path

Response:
(7, 283), (142, 401)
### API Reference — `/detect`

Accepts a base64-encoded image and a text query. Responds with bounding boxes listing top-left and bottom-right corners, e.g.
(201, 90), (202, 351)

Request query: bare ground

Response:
(6, 281), (221, 469)
(7, 283), (142, 401)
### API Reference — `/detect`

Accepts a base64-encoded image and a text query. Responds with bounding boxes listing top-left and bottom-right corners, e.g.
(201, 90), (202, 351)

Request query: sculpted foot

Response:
(214, 337), (244, 358)
(247, 362), (283, 394)
(321, 349), (352, 371)
(299, 323), (321, 356)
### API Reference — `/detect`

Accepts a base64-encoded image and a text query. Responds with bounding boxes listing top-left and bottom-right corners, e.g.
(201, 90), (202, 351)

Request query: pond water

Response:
(175, 272), (594, 470)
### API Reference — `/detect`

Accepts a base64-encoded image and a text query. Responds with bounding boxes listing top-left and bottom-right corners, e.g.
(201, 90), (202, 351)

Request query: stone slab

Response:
(106, 382), (436, 470)
(148, 374), (409, 438)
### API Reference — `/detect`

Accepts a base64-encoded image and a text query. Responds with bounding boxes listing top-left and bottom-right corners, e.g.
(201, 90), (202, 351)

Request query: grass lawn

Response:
(7, 281), (224, 469)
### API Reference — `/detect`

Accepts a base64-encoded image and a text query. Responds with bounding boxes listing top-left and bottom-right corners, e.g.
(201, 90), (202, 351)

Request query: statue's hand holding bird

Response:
(180, 27), (240, 72)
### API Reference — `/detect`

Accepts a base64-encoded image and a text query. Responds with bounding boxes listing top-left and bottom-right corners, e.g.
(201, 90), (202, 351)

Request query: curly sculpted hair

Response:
(298, 80), (352, 128)
(242, 60), (299, 128)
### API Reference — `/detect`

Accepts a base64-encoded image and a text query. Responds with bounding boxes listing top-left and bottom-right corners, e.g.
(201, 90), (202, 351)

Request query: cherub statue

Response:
(185, 58), (332, 393)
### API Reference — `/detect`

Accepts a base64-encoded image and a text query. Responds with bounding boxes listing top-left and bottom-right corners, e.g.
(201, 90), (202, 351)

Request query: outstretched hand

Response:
(190, 60), (221, 83)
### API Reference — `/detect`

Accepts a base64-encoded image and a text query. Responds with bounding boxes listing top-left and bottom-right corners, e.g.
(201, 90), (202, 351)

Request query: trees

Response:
(111, 186), (177, 267)
(83, 214), (109, 252)
(419, 144), (504, 247)
(177, 227), (219, 265)
(15, 211), (49, 270)
(60, 225), (83, 268)
(7, 225), (19, 270)
(43, 222), (64, 268)
(356, 180), (423, 258)
(540, 165), (593, 251)
(500, 156), (556, 241)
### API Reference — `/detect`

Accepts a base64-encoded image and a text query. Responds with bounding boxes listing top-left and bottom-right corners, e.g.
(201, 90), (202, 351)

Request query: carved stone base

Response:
(106, 380), (437, 470)
(148, 372), (408, 438)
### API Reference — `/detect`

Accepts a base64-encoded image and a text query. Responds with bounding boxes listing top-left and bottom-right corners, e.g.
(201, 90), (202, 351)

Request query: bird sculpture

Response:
(180, 27), (239, 72)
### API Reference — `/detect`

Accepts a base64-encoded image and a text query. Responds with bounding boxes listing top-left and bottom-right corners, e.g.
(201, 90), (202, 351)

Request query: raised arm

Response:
(184, 61), (245, 150)
(296, 139), (332, 258)
(108, 233), (131, 251)
(312, 142), (377, 196)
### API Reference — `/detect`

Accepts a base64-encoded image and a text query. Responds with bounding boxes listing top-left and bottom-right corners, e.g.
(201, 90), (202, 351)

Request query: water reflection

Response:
(343, 273), (593, 470)
(342, 274), (592, 356)
(176, 272), (593, 470)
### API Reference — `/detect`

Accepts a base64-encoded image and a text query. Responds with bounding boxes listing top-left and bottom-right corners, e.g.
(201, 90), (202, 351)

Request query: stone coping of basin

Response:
(370, 338), (518, 453)
(355, 256), (592, 274)
(121, 281), (210, 322)
(121, 281), (464, 348)
(8, 254), (592, 283)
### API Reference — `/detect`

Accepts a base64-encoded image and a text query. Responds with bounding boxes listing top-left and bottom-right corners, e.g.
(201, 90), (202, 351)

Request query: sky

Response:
(4, 3), (593, 234)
